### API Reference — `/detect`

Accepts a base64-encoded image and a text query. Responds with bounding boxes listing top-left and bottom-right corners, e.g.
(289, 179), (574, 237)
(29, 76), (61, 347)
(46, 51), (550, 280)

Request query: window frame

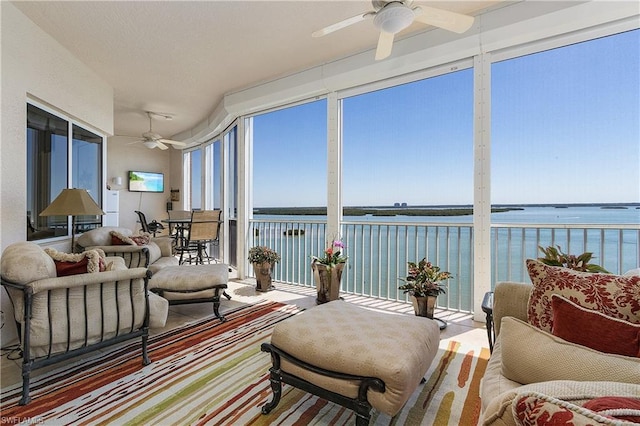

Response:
(26, 100), (106, 243)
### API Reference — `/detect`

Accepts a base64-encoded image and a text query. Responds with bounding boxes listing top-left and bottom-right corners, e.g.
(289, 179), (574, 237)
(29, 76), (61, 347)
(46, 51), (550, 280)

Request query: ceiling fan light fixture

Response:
(373, 2), (414, 34)
(143, 141), (157, 149)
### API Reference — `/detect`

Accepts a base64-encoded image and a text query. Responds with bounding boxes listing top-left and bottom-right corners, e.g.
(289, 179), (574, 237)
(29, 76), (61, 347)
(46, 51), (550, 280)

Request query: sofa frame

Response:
(1, 270), (152, 405)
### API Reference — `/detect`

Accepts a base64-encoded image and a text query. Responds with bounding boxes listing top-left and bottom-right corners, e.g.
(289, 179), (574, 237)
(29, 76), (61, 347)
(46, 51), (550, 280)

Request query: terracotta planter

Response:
(312, 260), (345, 304)
(411, 295), (437, 319)
(253, 262), (275, 292)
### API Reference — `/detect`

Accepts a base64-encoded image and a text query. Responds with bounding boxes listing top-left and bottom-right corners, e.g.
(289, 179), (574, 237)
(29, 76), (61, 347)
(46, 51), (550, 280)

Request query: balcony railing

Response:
(248, 219), (640, 314)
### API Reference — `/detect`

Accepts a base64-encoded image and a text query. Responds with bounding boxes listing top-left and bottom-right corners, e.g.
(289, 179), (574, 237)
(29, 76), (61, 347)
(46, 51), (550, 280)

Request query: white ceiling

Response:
(13, 0), (503, 141)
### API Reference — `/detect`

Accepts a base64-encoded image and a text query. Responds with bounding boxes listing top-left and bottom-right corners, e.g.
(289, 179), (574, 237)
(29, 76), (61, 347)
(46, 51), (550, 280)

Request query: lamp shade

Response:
(40, 188), (105, 217)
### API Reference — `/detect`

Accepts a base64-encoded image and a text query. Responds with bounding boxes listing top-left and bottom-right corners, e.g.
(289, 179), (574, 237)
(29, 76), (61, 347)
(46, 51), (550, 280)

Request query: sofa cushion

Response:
(44, 248), (107, 276)
(513, 392), (630, 425)
(551, 294), (640, 357)
(0, 242), (57, 283)
(500, 317), (640, 385)
(526, 259), (640, 333)
(77, 226), (133, 247)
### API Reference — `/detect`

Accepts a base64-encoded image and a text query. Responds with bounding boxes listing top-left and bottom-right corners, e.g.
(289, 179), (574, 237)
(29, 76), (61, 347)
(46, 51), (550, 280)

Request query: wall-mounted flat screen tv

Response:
(128, 171), (164, 193)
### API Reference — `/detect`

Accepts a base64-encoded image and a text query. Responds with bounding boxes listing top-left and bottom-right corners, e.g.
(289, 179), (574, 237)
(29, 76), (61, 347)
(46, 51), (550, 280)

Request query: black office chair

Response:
(134, 210), (165, 237)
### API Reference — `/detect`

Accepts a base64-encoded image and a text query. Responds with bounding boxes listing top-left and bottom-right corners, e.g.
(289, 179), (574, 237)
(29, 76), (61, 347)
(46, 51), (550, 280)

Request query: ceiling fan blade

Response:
(155, 141), (169, 150)
(159, 138), (187, 147)
(413, 6), (474, 34)
(375, 31), (395, 61)
(312, 12), (374, 37)
(125, 139), (144, 145)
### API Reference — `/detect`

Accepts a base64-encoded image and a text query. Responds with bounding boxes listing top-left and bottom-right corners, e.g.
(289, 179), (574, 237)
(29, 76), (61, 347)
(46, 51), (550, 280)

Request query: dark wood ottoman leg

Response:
(261, 343), (283, 414)
(212, 286), (228, 322)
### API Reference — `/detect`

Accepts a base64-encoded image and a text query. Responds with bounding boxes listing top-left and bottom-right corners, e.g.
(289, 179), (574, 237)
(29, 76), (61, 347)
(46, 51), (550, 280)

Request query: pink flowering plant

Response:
(399, 258), (451, 297)
(312, 240), (347, 268)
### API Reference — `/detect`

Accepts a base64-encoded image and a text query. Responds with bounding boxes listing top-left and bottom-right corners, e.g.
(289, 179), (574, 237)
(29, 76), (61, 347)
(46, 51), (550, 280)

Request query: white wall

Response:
(0, 3), (114, 344)
(107, 140), (173, 232)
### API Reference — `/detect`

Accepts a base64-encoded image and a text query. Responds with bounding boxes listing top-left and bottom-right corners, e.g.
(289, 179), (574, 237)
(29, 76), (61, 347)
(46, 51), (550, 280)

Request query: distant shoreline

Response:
(254, 204), (640, 217)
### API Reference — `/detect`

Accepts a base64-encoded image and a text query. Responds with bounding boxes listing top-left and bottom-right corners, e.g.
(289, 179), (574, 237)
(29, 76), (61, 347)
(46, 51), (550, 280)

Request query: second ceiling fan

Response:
(122, 112), (187, 150)
(312, 0), (475, 60)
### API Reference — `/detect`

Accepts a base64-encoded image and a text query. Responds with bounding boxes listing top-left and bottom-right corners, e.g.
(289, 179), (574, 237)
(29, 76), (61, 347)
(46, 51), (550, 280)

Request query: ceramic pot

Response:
(312, 260), (345, 304)
(253, 261), (275, 292)
(412, 295), (437, 319)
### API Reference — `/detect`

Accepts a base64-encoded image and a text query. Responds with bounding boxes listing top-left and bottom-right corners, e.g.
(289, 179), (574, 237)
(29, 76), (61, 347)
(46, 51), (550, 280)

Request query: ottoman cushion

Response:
(270, 300), (440, 416)
(149, 264), (228, 300)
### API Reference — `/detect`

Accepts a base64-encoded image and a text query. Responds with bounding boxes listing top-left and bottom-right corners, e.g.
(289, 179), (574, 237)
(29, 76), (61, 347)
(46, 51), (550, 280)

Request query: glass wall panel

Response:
(342, 69), (474, 207)
(491, 29), (640, 278)
(189, 149), (202, 210)
(72, 125), (103, 231)
(26, 104), (69, 240)
(225, 127), (238, 218)
(252, 100), (328, 209)
(341, 69), (474, 307)
(204, 140), (222, 209)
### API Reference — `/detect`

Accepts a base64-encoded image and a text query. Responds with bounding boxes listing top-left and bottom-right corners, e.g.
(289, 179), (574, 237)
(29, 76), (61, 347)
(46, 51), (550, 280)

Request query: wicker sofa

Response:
(480, 263), (640, 426)
(76, 226), (179, 273)
(0, 241), (151, 405)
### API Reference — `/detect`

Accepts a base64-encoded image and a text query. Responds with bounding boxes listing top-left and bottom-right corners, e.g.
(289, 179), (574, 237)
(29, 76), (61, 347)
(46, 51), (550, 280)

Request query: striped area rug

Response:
(1, 301), (489, 425)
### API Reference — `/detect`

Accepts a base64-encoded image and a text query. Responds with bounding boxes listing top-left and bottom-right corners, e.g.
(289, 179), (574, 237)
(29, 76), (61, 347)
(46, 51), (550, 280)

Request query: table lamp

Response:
(40, 188), (105, 253)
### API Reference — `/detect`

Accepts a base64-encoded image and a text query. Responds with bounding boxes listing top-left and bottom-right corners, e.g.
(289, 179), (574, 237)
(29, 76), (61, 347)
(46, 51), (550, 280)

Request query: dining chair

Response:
(175, 210), (221, 265)
(135, 210), (165, 236)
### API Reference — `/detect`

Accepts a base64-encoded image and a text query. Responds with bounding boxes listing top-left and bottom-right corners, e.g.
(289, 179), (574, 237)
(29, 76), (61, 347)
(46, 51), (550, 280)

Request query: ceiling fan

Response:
(312, 0), (475, 60)
(119, 111), (187, 150)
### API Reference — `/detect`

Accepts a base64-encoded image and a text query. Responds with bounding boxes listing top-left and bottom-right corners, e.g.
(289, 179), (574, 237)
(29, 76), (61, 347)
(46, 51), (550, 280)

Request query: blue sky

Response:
(253, 29), (639, 207)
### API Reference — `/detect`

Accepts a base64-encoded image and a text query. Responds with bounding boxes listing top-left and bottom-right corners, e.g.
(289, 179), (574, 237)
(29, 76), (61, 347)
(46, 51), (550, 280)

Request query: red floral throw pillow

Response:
(583, 397), (640, 423)
(44, 248), (107, 277)
(551, 294), (640, 357)
(514, 392), (627, 425)
(110, 230), (150, 246)
(130, 234), (151, 246)
(526, 259), (640, 332)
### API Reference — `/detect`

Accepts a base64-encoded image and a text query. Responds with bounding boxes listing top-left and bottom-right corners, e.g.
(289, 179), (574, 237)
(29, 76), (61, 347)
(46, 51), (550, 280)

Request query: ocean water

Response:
(252, 205), (640, 311)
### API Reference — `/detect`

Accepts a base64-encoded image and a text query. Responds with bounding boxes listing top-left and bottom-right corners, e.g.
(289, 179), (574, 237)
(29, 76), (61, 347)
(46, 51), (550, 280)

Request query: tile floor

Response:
(1, 277), (491, 391)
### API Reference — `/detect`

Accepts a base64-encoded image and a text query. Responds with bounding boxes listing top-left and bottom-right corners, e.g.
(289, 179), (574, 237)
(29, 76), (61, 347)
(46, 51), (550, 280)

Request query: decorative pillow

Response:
(130, 233), (151, 246)
(514, 392), (629, 425)
(110, 230), (137, 245)
(44, 248), (107, 276)
(583, 397), (640, 423)
(526, 259), (640, 332)
(500, 317), (640, 385)
(110, 230), (150, 246)
(551, 294), (640, 357)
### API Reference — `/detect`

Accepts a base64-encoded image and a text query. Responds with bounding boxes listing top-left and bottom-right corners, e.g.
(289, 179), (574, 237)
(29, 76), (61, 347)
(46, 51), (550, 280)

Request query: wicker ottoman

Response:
(149, 264), (230, 322)
(261, 300), (440, 425)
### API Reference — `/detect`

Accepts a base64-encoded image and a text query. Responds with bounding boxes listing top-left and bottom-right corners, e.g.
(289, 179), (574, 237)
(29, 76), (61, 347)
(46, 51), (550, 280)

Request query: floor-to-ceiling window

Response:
(250, 99), (328, 279)
(341, 66), (474, 307)
(183, 149), (202, 210)
(492, 29), (640, 278)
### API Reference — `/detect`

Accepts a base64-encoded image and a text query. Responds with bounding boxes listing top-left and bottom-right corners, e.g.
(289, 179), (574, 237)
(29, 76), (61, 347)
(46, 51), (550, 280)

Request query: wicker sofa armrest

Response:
(493, 281), (532, 336)
(23, 267), (149, 294)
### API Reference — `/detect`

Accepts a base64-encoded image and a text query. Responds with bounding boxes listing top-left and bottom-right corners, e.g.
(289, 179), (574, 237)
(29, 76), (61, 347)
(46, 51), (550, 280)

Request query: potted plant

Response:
(537, 245), (610, 273)
(311, 240), (348, 304)
(399, 258), (451, 318)
(248, 246), (281, 292)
